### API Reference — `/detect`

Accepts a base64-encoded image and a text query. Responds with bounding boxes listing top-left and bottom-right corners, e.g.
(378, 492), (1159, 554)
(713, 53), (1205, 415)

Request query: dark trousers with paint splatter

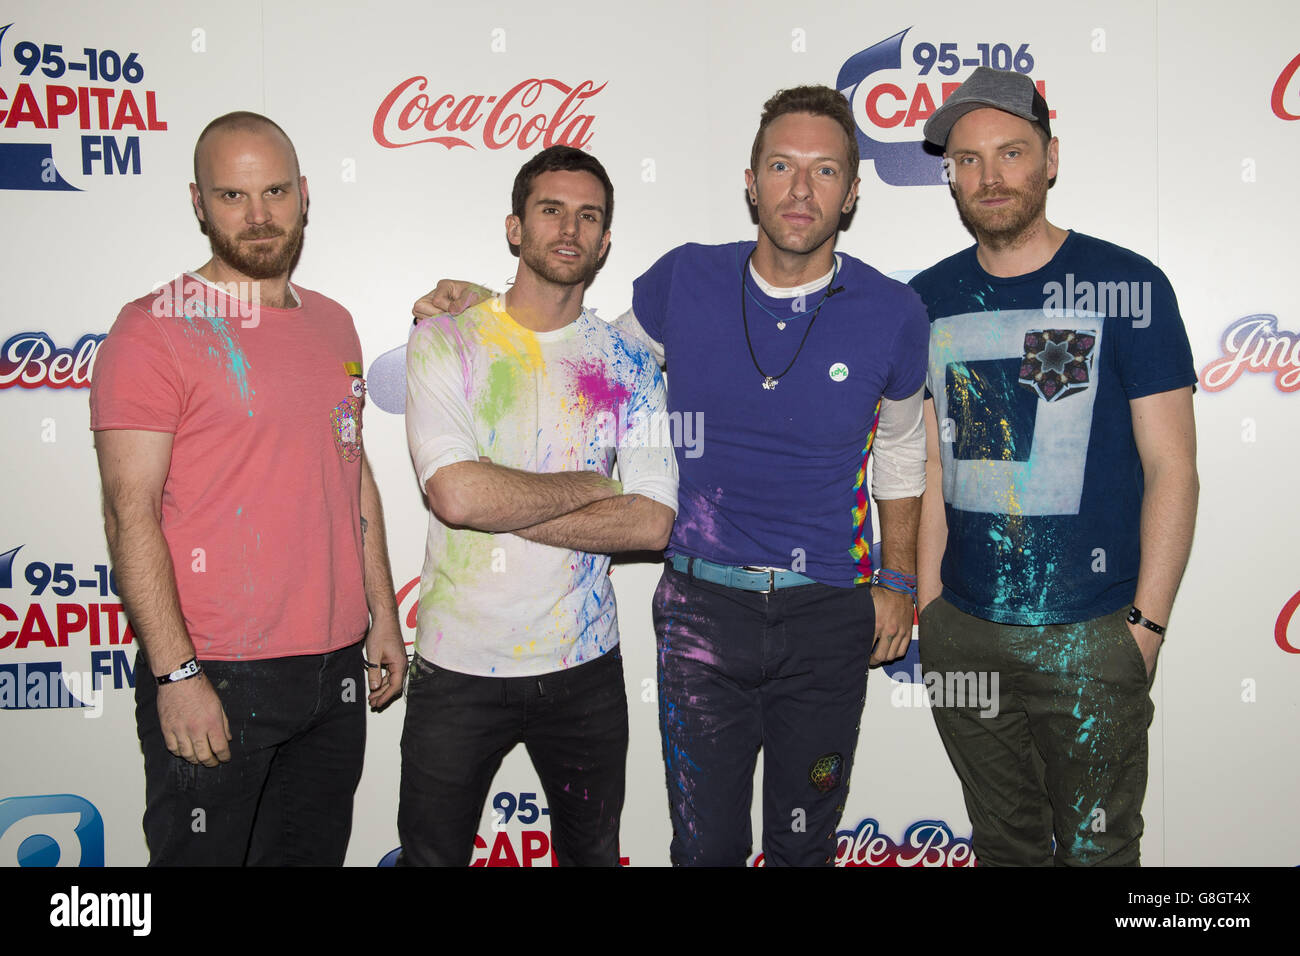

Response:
(919, 597), (1155, 866)
(653, 565), (873, 866)
(396, 648), (628, 866)
(134, 641), (367, 866)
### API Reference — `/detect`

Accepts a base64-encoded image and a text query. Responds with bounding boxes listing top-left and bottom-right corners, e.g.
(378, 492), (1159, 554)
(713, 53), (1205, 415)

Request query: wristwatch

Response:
(1126, 606), (1167, 637)
(156, 657), (203, 685)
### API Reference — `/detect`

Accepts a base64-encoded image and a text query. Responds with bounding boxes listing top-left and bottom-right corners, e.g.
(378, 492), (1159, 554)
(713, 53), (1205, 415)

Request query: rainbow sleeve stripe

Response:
(849, 398), (883, 584)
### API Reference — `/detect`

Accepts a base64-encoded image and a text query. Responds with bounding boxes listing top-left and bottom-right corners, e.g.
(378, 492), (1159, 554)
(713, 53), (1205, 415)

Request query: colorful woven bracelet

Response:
(873, 568), (918, 599)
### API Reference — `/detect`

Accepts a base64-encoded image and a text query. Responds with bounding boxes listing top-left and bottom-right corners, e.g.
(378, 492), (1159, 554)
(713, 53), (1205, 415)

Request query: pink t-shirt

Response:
(89, 274), (370, 660)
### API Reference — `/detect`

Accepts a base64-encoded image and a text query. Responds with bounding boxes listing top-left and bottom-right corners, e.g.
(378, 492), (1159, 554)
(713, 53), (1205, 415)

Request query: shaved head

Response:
(193, 111), (299, 188)
(189, 111), (307, 283)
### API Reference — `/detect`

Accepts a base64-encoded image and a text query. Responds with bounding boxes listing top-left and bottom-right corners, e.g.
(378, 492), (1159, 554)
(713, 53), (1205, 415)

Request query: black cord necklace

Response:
(740, 250), (839, 390)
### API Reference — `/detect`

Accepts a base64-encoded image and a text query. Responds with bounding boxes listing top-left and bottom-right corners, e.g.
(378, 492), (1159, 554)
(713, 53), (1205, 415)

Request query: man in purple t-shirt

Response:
(416, 86), (928, 867)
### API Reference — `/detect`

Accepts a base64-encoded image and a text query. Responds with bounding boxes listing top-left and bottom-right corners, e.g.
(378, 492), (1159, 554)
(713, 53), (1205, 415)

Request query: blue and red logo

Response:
(1200, 314), (1300, 393)
(839, 28), (1054, 187)
(0, 331), (102, 389)
(0, 21), (168, 191)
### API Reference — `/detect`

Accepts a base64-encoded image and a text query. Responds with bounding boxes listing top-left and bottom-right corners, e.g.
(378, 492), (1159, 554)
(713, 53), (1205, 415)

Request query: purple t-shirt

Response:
(632, 241), (928, 586)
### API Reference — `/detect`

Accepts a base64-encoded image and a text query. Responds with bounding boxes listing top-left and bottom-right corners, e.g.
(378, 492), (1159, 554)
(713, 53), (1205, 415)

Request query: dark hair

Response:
(511, 145), (613, 229)
(749, 85), (860, 175)
(193, 111), (298, 185)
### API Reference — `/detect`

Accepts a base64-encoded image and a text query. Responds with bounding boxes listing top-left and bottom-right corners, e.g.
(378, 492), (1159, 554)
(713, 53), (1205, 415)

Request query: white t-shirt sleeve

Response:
(405, 318), (480, 486)
(613, 352), (678, 514)
(611, 308), (666, 369)
(871, 386), (926, 500)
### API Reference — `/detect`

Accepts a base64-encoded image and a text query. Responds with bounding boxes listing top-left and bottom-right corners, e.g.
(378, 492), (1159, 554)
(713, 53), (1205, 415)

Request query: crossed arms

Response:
(407, 292), (676, 552)
(425, 459), (675, 552)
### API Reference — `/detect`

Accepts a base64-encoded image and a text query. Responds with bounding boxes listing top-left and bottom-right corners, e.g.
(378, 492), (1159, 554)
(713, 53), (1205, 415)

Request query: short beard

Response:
(206, 217), (304, 280)
(955, 166), (1049, 251)
(518, 235), (601, 288)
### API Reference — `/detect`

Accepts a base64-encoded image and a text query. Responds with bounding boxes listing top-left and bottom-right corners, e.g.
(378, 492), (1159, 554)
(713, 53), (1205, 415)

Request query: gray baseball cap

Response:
(923, 67), (1052, 148)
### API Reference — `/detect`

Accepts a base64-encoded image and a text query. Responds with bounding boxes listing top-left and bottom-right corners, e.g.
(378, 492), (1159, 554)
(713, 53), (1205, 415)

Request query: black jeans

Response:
(134, 642), (367, 866)
(397, 648), (628, 867)
(654, 566), (874, 866)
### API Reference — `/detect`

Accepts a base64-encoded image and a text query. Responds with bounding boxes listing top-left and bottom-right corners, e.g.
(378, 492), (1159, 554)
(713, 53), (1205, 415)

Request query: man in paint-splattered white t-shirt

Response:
(406, 297), (676, 673)
(398, 146), (677, 867)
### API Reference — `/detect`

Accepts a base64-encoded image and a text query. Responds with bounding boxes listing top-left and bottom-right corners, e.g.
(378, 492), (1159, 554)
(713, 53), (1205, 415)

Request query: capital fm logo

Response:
(0, 545), (138, 714)
(373, 77), (604, 152)
(0, 794), (105, 866)
(0, 22), (168, 191)
(1272, 53), (1300, 120)
(838, 28), (1054, 187)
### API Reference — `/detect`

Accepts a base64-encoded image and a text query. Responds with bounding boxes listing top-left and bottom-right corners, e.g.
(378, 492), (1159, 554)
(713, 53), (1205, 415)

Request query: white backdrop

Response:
(2, 0), (1297, 867)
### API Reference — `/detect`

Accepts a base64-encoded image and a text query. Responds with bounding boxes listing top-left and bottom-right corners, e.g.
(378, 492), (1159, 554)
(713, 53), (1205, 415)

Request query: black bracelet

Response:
(156, 657), (203, 685)
(1127, 606), (1167, 636)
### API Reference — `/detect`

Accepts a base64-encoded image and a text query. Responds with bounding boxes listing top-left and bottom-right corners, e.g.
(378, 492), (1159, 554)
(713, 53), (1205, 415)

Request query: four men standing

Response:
(87, 67), (1196, 866)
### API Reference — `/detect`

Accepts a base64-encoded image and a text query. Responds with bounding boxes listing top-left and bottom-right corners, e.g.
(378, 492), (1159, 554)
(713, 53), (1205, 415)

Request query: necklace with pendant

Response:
(740, 251), (838, 390)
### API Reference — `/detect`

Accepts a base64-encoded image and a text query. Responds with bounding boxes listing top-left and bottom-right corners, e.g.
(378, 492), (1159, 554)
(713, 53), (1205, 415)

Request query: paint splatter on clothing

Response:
(89, 274), (369, 660)
(632, 242), (928, 586)
(910, 232), (1196, 625)
(406, 297), (677, 677)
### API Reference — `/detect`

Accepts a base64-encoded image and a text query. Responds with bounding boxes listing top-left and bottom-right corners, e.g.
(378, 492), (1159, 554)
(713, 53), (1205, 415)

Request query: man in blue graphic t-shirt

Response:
(911, 68), (1199, 866)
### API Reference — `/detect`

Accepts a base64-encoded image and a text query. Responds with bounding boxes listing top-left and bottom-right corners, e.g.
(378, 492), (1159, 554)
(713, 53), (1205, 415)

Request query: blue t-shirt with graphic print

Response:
(632, 241), (928, 587)
(909, 231), (1196, 626)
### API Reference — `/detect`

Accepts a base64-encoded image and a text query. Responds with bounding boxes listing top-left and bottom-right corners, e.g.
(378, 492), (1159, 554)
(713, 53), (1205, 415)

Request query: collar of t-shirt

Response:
(491, 294), (589, 342)
(184, 271), (303, 309)
(747, 254), (840, 299)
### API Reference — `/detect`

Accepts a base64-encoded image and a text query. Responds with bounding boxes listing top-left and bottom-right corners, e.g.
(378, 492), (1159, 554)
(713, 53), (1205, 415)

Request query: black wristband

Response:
(1127, 607), (1167, 637)
(156, 657), (203, 685)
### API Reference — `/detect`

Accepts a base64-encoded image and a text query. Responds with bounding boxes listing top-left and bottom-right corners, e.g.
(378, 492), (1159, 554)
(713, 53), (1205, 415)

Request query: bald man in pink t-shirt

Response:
(90, 111), (406, 866)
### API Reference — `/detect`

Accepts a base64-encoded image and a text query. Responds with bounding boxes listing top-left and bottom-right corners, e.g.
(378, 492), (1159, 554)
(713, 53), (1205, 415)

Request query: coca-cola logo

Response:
(1277, 590), (1300, 654)
(0, 332), (103, 390)
(1199, 314), (1300, 393)
(373, 77), (605, 152)
(1272, 53), (1300, 121)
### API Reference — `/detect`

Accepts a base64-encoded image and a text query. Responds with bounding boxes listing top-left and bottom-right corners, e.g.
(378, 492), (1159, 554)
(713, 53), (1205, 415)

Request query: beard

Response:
(954, 165), (1050, 247)
(517, 229), (602, 287)
(205, 215), (304, 281)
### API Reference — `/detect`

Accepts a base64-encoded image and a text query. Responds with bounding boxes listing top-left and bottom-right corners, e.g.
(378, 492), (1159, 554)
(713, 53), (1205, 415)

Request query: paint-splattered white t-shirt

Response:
(406, 297), (677, 677)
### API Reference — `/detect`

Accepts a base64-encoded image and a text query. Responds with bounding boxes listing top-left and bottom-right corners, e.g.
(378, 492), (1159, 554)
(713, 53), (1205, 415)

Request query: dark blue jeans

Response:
(134, 642), (367, 866)
(396, 648), (628, 867)
(654, 565), (874, 866)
